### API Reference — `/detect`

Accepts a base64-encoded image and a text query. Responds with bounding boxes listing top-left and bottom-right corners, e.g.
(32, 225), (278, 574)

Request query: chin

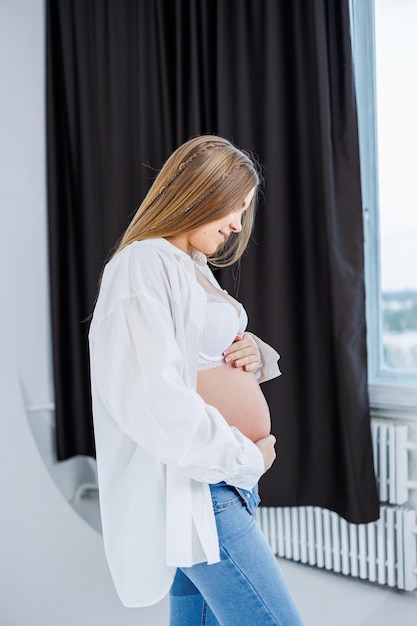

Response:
(205, 242), (221, 255)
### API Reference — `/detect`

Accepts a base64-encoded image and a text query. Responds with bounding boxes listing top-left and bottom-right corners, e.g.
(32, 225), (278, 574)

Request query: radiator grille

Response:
(255, 505), (417, 591)
(257, 420), (417, 591)
(372, 420), (408, 504)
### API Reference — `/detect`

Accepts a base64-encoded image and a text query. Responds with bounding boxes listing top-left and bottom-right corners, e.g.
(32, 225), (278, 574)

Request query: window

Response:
(375, 0), (417, 376)
(350, 0), (417, 414)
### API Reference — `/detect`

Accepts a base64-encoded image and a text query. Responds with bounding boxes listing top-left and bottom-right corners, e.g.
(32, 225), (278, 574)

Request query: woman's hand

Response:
(255, 434), (277, 472)
(223, 332), (261, 372)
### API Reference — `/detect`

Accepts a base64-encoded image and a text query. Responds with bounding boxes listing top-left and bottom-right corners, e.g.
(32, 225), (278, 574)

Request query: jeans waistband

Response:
(210, 481), (260, 513)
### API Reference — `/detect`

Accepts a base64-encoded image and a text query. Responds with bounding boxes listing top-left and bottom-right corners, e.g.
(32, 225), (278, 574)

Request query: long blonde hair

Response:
(114, 135), (262, 267)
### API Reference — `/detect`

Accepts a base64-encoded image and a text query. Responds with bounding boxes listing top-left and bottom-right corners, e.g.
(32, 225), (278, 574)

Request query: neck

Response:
(164, 235), (189, 253)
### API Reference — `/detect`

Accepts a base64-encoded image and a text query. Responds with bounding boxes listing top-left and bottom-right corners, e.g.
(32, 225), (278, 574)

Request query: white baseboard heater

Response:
(256, 420), (417, 591)
(255, 504), (417, 591)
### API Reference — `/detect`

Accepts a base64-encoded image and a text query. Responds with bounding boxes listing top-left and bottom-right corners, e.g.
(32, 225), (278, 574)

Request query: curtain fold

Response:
(47, 0), (379, 523)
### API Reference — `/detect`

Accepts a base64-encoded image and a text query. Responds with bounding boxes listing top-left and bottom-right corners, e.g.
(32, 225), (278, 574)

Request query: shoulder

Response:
(115, 238), (190, 268)
(109, 239), (194, 283)
(94, 239), (196, 322)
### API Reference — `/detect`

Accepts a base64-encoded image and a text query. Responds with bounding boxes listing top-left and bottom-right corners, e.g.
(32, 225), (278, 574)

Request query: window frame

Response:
(349, 0), (417, 417)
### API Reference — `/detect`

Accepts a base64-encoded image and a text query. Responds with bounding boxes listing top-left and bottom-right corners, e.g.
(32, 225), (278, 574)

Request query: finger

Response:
(224, 342), (246, 356)
(242, 362), (259, 372)
(224, 341), (258, 357)
(224, 332), (255, 354)
(224, 348), (258, 363)
(233, 357), (261, 371)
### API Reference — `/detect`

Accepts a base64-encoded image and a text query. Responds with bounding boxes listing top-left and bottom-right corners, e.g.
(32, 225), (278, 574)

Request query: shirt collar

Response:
(153, 238), (208, 267)
(139, 237), (209, 268)
(189, 248), (208, 267)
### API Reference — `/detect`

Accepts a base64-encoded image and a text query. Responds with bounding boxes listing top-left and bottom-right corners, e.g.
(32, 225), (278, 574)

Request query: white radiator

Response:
(255, 505), (417, 591)
(371, 420), (417, 504)
(257, 421), (417, 591)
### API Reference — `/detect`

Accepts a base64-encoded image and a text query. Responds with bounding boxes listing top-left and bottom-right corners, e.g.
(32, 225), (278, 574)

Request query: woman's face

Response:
(184, 186), (256, 256)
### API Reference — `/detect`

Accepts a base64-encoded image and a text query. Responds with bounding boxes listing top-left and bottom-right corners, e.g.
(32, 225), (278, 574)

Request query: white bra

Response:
(197, 291), (248, 371)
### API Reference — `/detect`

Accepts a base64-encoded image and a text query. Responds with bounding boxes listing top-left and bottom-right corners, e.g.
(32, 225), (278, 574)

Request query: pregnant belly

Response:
(197, 364), (271, 442)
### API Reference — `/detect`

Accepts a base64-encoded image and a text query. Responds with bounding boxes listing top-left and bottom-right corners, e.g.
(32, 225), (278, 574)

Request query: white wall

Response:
(0, 1), (168, 623)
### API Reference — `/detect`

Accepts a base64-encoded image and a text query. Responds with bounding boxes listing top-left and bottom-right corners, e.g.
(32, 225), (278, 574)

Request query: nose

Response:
(229, 212), (243, 233)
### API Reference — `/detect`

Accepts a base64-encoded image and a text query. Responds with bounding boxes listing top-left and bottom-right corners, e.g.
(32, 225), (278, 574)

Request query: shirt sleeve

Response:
(89, 292), (264, 490)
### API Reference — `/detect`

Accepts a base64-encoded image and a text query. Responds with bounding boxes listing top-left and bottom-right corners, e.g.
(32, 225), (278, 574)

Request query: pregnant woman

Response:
(89, 135), (304, 625)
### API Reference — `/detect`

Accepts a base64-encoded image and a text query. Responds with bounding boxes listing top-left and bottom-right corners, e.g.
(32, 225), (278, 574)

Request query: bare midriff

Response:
(197, 364), (271, 443)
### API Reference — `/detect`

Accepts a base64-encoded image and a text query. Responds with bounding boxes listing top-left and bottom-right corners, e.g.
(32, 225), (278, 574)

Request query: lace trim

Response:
(197, 361), (226, 372)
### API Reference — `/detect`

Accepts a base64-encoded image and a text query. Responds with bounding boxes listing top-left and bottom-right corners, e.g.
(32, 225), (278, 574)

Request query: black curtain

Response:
(47, 0), (379, 523)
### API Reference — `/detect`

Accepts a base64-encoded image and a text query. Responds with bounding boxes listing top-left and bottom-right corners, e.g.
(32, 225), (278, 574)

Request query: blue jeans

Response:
(169, 483), (304, 626)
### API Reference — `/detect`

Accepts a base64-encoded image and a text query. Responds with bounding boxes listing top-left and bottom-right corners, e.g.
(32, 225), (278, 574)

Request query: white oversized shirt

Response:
(88, 238), (281, 607)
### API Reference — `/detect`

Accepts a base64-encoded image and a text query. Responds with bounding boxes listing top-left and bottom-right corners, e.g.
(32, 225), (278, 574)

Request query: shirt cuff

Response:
(226, 428), (265, 490)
